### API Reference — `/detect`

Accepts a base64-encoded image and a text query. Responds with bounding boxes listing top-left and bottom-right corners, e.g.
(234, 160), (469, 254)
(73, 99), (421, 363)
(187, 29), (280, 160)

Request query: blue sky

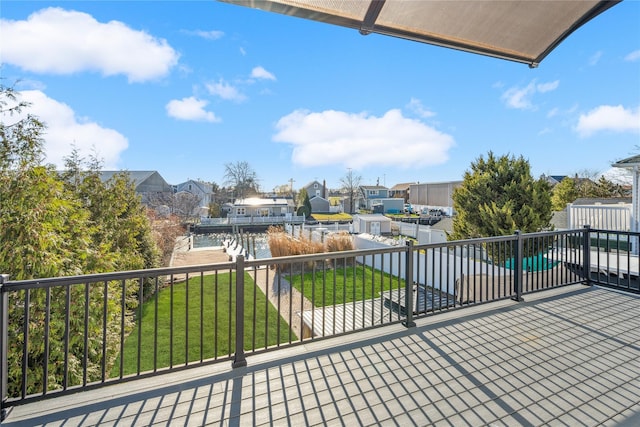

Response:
(1, 1), (639, 192)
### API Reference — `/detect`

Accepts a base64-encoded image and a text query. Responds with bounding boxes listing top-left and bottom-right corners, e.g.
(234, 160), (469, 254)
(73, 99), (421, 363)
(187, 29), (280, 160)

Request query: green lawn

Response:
(287, 264), (402, 307)
(112, 271), (296, 377)
(310, 212), (353, 221)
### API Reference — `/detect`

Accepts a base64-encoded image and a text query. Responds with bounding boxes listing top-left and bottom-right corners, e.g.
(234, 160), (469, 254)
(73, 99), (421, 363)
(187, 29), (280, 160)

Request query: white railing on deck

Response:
(568, 204), (631, 231)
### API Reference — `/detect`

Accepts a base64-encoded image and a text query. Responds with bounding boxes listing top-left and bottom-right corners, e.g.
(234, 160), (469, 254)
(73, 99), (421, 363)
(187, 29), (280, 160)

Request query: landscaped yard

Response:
(112, 271), (295, 377)
(287, 264), (402, 307)
(310, 212), (352, 222)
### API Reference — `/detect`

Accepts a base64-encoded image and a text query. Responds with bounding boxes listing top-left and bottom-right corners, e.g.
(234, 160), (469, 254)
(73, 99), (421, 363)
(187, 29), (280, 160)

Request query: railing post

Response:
(232, 256), (247, 368)
(583, 225), (592, 286)
(0, 275), (9, 421)
(403, 241), (416, 328)
(512, 231), (524, 302)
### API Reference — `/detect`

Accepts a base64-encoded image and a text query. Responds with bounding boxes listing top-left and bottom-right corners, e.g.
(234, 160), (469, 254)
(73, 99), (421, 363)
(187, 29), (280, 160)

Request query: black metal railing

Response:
(0, 226), (637, 418)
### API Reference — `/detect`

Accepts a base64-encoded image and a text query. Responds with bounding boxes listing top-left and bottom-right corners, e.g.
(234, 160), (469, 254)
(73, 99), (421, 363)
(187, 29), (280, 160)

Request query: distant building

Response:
(100, 170), (173, 205)
(409, 181), (462, 211)
(302, 180), (327, 199)
(309, 196), (330, 214)
(358, 185), (390, 210)
(174, 179), (215, 206)
(541, 174), (568, 186)
(388, 182), (416, 202)
(229, 197), (296, 218)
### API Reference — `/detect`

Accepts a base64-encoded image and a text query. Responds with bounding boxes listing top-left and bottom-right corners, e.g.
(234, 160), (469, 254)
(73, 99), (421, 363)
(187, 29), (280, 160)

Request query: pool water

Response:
(193, 233), (272, 259)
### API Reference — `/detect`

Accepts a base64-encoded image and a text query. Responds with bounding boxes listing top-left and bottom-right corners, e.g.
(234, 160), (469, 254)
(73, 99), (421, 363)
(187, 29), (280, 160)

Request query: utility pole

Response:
(289, 178), (295, 197)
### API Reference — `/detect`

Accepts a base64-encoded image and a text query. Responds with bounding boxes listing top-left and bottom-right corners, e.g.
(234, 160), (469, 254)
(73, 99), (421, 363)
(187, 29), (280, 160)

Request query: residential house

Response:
(358, 185), (389, 211)
(302, 180), (327, 199)
(388, 182), (416, 202)
(229, 197), (296, 218)
(541, 174), (568, 186)
(613, 154), (639, 235)
(100, 170), (173, 205)
(174, 179), (215, 206)
(301, 179), (332, 213)
(309, 196), (330, 214)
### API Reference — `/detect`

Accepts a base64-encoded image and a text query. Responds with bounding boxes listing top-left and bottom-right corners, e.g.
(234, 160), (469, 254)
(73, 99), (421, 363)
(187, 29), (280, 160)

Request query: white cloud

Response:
(536, 80), (559, 93)
(251, 66), (276, 81)
(406, 98), (436, 118)
(625, 50), (640, 62)
(166, 97), (220, 122)
(0, 7), (179, 82)
(575, 105), (640, 137)
(588, 51), (602, 66)
(9, 90), (128, 168)
(273, 109), (454, 169)
(501, 79), (559, 110)
(205, 79), (246, 102)
(184, 29), (224, 40)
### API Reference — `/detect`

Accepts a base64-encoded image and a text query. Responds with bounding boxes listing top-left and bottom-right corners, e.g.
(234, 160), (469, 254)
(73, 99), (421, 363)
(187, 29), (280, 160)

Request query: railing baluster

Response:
(404, 241), (415, 327)
(102, 280), (108, 381)
(43, 287), (50, 395)
(232, 255), (246, 368)
(583, 225), (592, 286)
(513, 231), (523, 302)
(0, 275), (8, 422)
(22, 289), (29, 399)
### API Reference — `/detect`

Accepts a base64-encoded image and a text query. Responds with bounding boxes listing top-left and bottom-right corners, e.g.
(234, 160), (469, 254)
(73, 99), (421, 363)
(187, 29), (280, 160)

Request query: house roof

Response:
(360, 185), (388, 190)
(613, 154), (640, 168)
(389, 182), (416, 191)
(302, 180), (322, 188)
(234, 197), (293, 207)
(355, 213), (392, 222)
(219, 0), (619, 67)
(177, 179), (213, 193)
(100, 170), (172, 191)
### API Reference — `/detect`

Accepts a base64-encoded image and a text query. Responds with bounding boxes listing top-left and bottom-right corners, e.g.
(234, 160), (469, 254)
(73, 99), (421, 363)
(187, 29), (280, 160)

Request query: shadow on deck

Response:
(4, 284), (640, 426)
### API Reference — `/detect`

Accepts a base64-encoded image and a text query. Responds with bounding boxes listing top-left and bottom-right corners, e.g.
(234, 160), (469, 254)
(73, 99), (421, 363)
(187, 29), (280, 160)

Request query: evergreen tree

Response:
(451, 152), (552, 240)
(551, 177), (580, 211)
(0, 85), (159, 396)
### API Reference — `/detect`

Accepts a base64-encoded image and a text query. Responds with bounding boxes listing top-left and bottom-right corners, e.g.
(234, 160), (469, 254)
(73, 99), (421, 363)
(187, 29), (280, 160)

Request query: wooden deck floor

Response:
(4, 284), (640, 426)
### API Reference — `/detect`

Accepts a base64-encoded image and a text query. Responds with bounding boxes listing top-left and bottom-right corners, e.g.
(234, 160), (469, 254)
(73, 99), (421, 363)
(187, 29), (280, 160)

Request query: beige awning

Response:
(219, 0), (620, 67)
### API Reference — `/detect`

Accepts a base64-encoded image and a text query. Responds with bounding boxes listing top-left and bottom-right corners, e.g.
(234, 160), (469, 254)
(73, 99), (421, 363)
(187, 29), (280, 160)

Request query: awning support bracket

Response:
(359, 0), (386, 35)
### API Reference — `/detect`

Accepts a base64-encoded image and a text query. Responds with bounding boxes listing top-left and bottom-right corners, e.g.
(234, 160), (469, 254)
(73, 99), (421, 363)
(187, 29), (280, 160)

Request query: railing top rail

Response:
(243, 245), (407, 269)
(2, 261), (236, 290)
(590, 228), (639, 236)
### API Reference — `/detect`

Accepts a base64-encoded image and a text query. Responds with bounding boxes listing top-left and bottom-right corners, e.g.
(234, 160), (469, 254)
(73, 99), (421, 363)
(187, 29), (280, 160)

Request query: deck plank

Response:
(4, 284), (640, 426)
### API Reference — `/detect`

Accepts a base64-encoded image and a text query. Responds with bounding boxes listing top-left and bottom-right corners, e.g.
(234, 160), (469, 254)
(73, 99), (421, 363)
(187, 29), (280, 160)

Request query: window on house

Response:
(314, 183), (318, 189)
(369, 190), (378, 196)
(237, 208), (246, 215)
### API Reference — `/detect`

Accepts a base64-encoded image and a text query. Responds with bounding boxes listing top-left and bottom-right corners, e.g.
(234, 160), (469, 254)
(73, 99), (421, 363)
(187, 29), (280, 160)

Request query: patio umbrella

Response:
(219, 0), (620, 67)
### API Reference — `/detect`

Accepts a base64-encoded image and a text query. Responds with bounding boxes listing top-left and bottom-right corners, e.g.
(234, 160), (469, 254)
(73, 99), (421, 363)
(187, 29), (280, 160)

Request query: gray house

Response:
(359, 185), (390, 210)
(175, 179), (215, 206)
(100, 170), (173, 205)
(302, 180), (327, 199)
(309, 196), (330, 214)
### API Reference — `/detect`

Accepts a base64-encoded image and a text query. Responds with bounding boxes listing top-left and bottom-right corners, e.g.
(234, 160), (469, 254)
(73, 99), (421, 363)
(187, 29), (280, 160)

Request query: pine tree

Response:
(451, 152), (552, 240)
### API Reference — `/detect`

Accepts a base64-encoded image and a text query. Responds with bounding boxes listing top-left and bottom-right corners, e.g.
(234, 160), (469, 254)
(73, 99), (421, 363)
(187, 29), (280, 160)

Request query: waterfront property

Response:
(1, 226), (639, 425)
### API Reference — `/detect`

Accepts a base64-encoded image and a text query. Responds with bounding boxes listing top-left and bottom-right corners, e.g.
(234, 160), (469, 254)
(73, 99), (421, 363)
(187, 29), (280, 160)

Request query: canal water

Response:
(193, 233), (272, 259)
